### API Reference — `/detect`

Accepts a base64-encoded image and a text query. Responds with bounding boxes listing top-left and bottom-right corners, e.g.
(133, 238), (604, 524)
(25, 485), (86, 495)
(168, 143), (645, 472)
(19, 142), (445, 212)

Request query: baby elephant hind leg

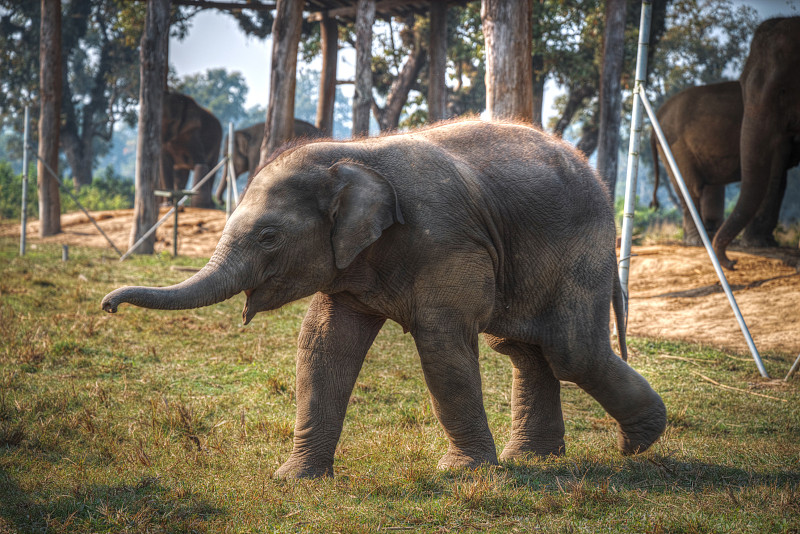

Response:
(484, 336), (565, 461)
(547, 343), (667, 456)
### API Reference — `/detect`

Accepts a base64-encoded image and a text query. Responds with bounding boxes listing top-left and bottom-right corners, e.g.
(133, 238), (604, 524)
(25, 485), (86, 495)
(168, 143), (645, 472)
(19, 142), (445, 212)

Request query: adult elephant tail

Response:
(649, 128), (661, 210)
(613, 272), (627, 362)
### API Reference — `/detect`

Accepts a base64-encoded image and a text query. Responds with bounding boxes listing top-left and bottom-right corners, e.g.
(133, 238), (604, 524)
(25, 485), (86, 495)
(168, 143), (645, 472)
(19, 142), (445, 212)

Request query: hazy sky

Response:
(169, 1), (800, 115)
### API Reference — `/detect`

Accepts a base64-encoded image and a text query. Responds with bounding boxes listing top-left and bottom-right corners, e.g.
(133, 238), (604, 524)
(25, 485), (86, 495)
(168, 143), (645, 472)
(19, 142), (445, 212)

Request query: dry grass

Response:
(0, 237), (798, 533)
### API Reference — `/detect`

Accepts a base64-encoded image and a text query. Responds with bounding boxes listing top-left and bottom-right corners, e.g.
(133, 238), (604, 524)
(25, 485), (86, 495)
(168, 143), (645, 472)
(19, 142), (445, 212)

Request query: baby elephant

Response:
(102, 120), (666, 478)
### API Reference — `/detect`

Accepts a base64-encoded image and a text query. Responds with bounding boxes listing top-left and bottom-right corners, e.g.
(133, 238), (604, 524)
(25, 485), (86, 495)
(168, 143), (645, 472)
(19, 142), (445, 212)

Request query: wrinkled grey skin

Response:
(649, 82), (771, 246)
(161, 92), (223, 209)
(214, 119), (324, 205)
(713, 17), (800, 269)
(103, 121), (667, 479)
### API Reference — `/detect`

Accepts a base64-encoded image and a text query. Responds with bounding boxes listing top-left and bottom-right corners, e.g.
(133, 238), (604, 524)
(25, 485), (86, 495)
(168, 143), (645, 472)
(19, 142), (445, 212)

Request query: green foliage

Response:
(647, 0), (760, 105)
(0, 164), (132, 221)
(60, 167), (134, 214)
(0, 160), (37, 220)
(615, 196), (682, 243)
(0, 238), (798, 532)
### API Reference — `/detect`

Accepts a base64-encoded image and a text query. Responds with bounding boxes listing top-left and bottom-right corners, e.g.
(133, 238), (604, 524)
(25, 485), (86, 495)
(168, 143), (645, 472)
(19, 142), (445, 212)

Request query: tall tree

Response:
(428, 2), (447, 122)
(596, 0), (628, 195)
(353, 0), (375, 136)
(37, 0), (61, 237)
(1, 1), (142, 188)
(130, 0), (170, 254)
(370, 15), (427, 132)
(260, 0), (302, 162)
(482, 0), (534, 122)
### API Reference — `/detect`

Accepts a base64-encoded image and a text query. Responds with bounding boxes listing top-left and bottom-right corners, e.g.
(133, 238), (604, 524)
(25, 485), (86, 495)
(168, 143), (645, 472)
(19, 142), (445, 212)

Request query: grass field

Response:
(1, 236), (798, 533)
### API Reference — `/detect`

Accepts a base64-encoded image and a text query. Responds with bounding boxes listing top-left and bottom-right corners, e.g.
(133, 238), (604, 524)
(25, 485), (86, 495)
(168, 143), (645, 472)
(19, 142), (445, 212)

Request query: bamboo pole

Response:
(20, 106), (29, 256)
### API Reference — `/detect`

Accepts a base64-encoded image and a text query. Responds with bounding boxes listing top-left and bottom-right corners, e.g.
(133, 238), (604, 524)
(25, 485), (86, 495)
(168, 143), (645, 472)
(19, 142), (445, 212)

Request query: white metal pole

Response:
(20, 106), (29, 256)
(640, 94), (769, 378)
(226, 122), (234, 218)
(619, 1), (652, 307)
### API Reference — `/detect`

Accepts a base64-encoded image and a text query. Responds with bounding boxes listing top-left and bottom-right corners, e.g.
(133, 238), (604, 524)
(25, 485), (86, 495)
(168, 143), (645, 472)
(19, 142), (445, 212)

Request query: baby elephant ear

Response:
(329, 162), (405, 270)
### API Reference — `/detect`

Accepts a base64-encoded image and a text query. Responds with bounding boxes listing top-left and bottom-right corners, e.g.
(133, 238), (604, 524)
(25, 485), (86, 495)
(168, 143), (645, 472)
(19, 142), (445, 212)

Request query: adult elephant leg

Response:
(714, 117), (789, 268)
(484, 336), (565, 460)
(159, 152), (175, 193)
(545, 340), (666, 455)
(700, 184), (726, 239)
(414, 322), (498, 470)
(276, 293), (385, 479)
(189, 163), (214, 209)
(670, 170), (703, 246)
(174, 168), (190, 191)
(742, 168), (786, 247)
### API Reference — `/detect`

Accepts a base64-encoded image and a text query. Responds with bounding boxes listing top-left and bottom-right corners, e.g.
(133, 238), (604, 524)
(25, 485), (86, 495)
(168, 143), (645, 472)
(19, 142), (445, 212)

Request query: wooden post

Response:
(37, 0), (62, 237)
(481, 0), (533, 122)
(353, 0), (375, 137)
(428, 1), (447, 122)
(596, 0), (628, 195)
(260, 0), (303, 163)
(130, 0), (170, 254)
(316, 12), (338, 136)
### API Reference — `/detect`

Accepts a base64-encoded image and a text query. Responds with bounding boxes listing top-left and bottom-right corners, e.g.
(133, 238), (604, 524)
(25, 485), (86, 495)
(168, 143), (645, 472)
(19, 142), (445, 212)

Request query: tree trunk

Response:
(531, 53), (544, 128)
(260, 0), (303, 162)
(596, 0), (628, 195)
(481, 0), (533, 122)
(130, 0), (170, 254)
(428, 2), (447, 122)
(371, 32), (426, 132)
(552, 84), (594, 137)
(61, 129), (94, 188)
(38, 0), (62, 237)
(353, 0), (375, 137)
(316, 12), (338, 136)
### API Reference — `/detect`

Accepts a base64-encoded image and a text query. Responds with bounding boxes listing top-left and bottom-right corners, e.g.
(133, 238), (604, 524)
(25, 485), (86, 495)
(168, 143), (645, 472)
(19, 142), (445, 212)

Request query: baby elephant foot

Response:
(275, 455), (334, 479)
(437, 444), (498, 471)
(617, 394), (667, 455)
(499, 438), (565, 462)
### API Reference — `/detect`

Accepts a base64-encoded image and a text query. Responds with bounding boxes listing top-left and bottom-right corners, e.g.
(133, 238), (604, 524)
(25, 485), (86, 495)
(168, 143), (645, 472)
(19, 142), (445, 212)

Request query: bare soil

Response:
(4, 208), (800, 357)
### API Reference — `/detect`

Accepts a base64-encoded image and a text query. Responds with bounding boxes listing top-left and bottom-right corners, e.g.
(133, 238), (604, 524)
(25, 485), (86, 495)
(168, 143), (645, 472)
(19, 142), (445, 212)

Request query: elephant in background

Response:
(103, 120), (666, 479)
(649, 81), (780, 246)
(161, 92), (223, 209)
(713, 17), (800, 269)
(214, 119), (324, 204)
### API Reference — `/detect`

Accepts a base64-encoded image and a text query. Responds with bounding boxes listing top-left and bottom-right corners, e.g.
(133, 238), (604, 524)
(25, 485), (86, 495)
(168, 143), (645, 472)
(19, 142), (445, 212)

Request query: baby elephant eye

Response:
(258, 228), (278, 244)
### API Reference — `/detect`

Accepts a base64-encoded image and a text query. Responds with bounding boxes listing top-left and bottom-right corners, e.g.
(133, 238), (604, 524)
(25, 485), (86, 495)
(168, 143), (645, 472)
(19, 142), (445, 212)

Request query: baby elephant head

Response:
(102, 152), (404, 323)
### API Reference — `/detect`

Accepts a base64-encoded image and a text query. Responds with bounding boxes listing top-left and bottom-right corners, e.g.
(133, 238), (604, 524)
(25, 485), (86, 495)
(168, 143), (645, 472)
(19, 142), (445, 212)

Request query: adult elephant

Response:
(214, 119), (324, 204)
(102, 120), (666, 479)
(650, 82), (744, 245)
(161, 92), (223, 209)
(713, 17), (800, 269)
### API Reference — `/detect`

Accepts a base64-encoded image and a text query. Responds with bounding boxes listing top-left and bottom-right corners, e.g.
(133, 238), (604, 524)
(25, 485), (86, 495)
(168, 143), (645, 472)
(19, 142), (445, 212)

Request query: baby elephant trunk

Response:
(101, 241), (247, 313)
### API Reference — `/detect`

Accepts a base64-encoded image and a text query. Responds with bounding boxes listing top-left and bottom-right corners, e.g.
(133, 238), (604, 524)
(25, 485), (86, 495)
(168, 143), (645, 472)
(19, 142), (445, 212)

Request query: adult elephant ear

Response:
(328, 162), (405, 269)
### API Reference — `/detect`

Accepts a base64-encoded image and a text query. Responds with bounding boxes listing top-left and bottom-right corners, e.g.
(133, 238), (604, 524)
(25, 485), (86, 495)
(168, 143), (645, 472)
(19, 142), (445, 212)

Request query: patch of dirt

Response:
(3, 210), (799, 357)
(627, 245), (800, 356)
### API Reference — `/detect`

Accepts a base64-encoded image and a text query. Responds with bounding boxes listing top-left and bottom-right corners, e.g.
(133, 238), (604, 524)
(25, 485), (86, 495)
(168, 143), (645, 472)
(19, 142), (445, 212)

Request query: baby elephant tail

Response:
(613, 273), (628, 361)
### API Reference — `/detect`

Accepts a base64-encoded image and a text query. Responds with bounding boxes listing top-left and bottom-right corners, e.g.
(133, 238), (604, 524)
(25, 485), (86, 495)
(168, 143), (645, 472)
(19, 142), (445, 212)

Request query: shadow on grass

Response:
(0, 467), (224, 532)
(503, 454), (800, 493)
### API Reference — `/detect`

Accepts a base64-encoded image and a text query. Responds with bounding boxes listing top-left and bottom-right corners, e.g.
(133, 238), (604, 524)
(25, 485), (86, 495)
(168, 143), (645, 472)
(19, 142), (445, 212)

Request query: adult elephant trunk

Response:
(102, 236), (249, 313)
(712, 111), (785, 269)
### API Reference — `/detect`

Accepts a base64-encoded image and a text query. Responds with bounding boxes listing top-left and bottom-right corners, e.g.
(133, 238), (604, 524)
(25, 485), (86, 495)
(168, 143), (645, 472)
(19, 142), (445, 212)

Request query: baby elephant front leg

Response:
(275, 293), (385, 479)
(413, 328), (499, 470)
